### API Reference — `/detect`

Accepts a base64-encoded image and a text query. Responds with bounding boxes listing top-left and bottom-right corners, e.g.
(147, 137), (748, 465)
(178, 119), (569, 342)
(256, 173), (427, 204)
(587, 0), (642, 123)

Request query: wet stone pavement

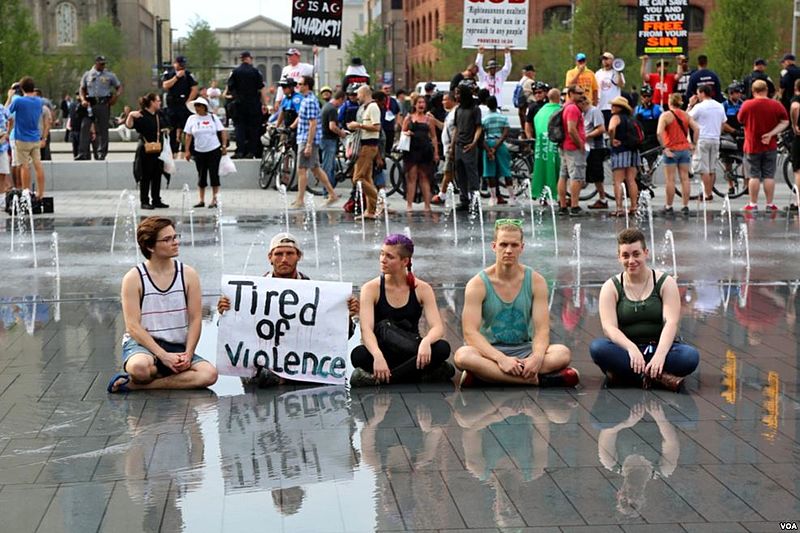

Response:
(1, 203), (800, 532)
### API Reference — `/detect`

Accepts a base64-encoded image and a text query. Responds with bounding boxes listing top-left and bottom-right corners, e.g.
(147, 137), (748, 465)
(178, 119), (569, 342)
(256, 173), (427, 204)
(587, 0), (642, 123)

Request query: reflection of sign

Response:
(216, 275), (352, 385)
(636, 0), (689, 56)
(462, 0), (529, 50)
(291, 0), (344, 49)
(219, 387), (356, 493)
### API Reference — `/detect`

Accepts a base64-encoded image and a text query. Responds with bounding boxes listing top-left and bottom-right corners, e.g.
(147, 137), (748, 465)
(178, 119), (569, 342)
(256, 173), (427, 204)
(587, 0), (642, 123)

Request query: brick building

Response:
(403, 0), (715, 85)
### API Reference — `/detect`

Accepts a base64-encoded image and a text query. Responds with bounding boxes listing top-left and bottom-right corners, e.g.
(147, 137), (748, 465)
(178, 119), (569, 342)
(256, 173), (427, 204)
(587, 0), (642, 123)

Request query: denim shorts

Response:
(663, 149), (691, 166)
(495, 343), (532, 359)
(121, 337), (205, 375)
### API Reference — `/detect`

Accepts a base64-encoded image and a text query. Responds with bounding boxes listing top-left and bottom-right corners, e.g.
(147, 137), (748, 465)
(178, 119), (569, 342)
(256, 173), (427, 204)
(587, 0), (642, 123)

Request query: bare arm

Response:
(598, 277), (645, 377)
(418, 281), (444, 344)
(121, 269), (169, 360)
(567, 118), (583, 150)
(427, 119), (439, 160)
(522, 272), (551, 377)
(792, 102), (800, 135)
(656, 112), (673, 153)
(647, 275), (680, 378)
(182, 265), (203, 356)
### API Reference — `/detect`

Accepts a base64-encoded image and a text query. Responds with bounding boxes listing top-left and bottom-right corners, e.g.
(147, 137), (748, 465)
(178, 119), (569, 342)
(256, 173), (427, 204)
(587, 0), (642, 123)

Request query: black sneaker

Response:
(349, 368), (376, 387)
(421, 361), (456, 383)
(681, 206), (690, 215)
(141, 203), (154, 210)
(661, 206), (674, 216)
(557, 206), (569, 216)
(787, 204), (799, 212)
(153, 202), (170, 208)
(569, 206), (583, 216)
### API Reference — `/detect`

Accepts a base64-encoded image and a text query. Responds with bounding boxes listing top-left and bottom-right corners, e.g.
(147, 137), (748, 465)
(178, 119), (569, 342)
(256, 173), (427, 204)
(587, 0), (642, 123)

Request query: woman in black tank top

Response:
(350, 234), (452, 385)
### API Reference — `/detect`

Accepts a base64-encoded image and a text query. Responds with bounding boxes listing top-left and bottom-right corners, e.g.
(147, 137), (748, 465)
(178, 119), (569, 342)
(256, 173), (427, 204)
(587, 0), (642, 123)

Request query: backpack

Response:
(513, 83), (526, 108)
(622, 115), (645, 149)
(547, 107), (566, 144)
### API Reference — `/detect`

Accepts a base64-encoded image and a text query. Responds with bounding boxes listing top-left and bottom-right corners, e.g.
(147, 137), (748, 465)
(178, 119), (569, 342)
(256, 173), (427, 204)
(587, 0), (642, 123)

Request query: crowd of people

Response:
(2, 48), (799, 215)
(108, 216), (698, 394)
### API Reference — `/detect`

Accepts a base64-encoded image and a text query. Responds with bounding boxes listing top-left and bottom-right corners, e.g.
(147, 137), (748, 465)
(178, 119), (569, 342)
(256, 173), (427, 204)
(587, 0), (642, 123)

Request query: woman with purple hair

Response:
(350, 234), (454, 386)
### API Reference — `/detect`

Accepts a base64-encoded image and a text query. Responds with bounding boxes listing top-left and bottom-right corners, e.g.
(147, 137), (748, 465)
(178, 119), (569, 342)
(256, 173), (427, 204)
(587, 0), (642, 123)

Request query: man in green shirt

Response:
(454, 219), (579, 387)
(531, 88), (562, 200)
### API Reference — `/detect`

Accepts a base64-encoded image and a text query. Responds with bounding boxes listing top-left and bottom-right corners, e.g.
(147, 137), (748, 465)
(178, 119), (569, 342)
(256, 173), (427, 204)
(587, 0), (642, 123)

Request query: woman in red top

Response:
(656, 93), (699, 215)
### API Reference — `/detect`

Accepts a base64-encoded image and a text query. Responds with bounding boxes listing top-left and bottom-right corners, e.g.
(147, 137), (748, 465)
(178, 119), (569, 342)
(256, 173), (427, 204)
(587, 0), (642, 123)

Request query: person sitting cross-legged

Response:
(590, 228), (699, 391)
(108, 216), (218, 393)
(454, 219), (579, 387)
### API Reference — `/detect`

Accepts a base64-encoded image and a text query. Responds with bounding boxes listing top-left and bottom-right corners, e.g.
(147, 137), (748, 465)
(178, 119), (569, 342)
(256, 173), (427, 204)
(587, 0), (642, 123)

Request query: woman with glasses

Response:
(589, 228), (699, 391)
(349, 234), (454, 386)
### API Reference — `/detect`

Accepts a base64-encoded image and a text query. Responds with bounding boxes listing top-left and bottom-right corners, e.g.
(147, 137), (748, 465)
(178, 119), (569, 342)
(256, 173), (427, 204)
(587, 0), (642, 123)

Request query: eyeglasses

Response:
(495, 218), (523, 228)
(157, 234), (181, 243)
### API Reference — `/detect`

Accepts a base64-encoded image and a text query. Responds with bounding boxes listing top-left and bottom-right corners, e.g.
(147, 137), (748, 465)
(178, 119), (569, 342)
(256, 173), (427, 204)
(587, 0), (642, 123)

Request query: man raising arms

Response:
(454, 220), (579, 387)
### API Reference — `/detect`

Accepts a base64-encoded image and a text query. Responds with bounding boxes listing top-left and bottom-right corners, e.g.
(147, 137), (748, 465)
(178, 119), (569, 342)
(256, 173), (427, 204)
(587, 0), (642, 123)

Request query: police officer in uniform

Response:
(161, 55), (198, 154)
(226, 51), (268, 159)
(275, 77), (303, 143)
(78, 55), (122, 160)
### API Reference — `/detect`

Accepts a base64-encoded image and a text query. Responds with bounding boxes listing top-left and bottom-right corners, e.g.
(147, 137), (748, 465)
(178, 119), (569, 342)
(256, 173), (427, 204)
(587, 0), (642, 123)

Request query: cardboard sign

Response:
(462, 0), (529, 50)
(291, 0), (344, 49)
(636, 0), (689, 56)
(216, 275), (352, 385)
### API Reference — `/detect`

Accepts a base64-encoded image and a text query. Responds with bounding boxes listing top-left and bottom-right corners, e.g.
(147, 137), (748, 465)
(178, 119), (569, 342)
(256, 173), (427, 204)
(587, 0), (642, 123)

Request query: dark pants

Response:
(79, 101), (110, 159)
(166, 106), (191, 154)
(351, 339), (451, 382)
(589, 338), (699, 381)
(234, 103), (263, 158)
(602, 109), (612, 129)
(194, 148), (222, 188)
(139, 153), (163, 205)
(69, 131), (80, 157)
(384, 128), (395, 153)
(455, 142), (480, 204)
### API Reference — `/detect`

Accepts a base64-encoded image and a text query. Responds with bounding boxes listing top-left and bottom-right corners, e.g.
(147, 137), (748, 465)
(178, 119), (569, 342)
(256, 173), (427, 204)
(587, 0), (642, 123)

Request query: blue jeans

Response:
(589, 338), (699, 380)
(320, 138), (338, 185)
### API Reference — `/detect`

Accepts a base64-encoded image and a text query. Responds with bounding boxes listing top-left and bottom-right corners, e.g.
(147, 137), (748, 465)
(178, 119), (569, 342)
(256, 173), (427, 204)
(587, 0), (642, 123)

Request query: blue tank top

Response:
(478, 267), (533, 345)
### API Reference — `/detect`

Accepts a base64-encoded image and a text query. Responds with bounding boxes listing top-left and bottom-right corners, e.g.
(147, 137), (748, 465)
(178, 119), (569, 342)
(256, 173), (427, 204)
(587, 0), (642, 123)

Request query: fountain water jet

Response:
(356, 181), (365, 241)
(51, 232), (61, 322)
(278, 184), (289, 233)
(471, 193), (486, 267)
(542, 186), (558, 255)
(110, 189), (129, 253)
(305, 194), (320, 268)
(22, 190), (38, 267)
(446, 184), (458, 245)
(621, 182), (629, 229)
(722, 194), (734, 259)
(333, 234), (343, 282)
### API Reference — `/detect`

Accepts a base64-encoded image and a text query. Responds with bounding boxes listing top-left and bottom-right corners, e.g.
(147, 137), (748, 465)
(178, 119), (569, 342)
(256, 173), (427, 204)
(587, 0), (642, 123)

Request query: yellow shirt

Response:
(564, 68), (599, 104)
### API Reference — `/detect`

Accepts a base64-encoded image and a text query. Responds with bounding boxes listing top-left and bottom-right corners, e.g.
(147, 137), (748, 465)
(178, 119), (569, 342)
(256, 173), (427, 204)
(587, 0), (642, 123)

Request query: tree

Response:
(572, 0), (637, 82)
(80, 18), (125, 66)
(184, 18), (221, 86)
(430, 24), (476, 81)
(525, 26), (574, 88)
(704, 0), (788, 84)
(344, 25), (386, 83)
(0, 0), (42, 91)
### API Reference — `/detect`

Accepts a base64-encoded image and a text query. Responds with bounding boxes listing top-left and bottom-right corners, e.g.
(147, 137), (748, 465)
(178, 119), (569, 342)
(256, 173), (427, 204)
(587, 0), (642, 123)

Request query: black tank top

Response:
(374, 274), (423, 335)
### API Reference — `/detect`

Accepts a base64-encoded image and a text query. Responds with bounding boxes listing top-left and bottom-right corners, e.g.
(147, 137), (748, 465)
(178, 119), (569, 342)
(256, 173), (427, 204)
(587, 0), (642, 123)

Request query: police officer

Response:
(742, 58), (776, 100)
(275, 78), (303, 145)
(226, 51), (268, 159)
(78, 55), (122, 160)
(337, 83), (362, 131)
(633, 84), (663, 179)
(161, 55), (198, 154)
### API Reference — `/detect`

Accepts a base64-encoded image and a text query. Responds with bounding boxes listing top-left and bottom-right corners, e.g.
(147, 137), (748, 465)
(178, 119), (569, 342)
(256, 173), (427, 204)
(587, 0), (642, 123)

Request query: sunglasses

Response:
(495, 218), (523, 228)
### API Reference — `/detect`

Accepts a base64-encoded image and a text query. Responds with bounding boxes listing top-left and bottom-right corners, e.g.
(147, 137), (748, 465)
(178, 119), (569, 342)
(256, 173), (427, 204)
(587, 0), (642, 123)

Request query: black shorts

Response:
(586, 148), (609, 183)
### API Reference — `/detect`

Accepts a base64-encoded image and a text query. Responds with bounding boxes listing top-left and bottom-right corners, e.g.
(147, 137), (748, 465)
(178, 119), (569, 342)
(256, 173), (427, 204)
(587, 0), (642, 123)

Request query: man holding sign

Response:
(108, 216), (218, 393)
(217, 232), (358, 386)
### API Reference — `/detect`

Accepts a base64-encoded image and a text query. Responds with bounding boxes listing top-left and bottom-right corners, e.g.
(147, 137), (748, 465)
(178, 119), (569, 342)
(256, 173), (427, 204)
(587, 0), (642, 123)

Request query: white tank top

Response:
(132, 259), (189, 344)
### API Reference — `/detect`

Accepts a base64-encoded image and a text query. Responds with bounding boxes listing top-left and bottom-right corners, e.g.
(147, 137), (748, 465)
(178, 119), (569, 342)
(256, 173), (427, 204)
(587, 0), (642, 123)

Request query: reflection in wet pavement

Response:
(0, 287), (798, 532)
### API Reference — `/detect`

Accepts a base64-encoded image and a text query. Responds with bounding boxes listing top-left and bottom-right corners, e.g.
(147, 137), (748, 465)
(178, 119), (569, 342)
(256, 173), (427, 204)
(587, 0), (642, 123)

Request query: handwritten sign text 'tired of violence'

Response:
(216, 275), (352, 385)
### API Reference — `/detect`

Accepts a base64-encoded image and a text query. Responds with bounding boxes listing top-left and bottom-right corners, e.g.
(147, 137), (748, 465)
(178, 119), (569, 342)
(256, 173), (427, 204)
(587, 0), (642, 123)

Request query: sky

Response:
(170, 0), (292, 37)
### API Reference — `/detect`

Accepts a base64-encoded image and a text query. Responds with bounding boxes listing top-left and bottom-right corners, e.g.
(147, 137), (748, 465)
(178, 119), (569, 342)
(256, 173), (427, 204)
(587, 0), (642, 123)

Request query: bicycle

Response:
(258, 127), (297, 191)
(779, 131), (797, 193)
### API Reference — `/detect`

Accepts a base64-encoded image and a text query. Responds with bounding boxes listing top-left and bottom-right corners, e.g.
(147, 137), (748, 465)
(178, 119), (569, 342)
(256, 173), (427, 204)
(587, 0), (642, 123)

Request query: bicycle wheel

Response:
(783, 152), (797, 192)
(387, 155), (405, 196)
(278, 150), (298, 191)
(510, 154), (532, 197)
(258, 151), (276, 189)
(713, 154), (748, 199)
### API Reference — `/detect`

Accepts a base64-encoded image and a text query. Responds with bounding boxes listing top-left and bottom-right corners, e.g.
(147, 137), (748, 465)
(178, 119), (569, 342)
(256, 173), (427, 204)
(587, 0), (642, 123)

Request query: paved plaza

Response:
(0, 183), (799, 532)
